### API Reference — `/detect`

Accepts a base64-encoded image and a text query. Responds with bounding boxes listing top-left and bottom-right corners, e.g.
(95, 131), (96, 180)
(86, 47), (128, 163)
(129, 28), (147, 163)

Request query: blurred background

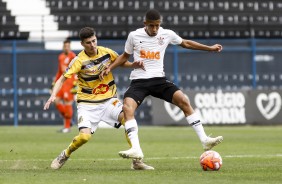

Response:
(1, 0), (282, 126)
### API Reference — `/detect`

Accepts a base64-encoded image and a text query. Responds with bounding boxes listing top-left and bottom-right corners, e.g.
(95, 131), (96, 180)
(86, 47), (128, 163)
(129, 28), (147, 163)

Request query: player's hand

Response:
(132, 60), (146, 71)
(99, 68), (111, 81)
(210, 44), (223, 52)
(43, 96), (56, 110)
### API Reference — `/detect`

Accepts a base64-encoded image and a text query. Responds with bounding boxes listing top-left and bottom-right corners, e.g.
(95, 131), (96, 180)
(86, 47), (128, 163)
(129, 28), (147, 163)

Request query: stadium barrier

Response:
(0, 39), (282, 126)
(152, 89), (282, 125)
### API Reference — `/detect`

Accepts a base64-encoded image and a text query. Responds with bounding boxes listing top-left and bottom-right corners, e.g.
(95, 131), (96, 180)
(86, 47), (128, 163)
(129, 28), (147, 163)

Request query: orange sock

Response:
(64, 104), (73, 128)
(55, 103), (65, 116)
(64, 118), (72, 128)
(64, 104), (73, 118)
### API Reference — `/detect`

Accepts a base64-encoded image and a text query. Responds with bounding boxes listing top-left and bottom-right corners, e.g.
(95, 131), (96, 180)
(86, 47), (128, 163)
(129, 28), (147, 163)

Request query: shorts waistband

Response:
(131, 77), (166, 83)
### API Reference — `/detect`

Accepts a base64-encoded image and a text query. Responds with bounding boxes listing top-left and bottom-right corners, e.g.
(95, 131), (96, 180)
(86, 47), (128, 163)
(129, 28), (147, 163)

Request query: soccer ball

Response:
(200, 150), (222, 171)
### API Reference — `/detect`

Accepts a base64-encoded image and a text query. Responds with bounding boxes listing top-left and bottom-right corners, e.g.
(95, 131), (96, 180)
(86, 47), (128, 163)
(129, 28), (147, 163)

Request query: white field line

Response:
(0, 154), (282, 162)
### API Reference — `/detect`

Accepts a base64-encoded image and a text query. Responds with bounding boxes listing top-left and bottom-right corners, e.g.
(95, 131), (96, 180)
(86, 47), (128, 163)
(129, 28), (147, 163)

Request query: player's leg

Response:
(54, 89), (68, 132)
(101, 97), (143, 159)
(51, 104), (96, 169)
(118, 97), (144, 159)
(60, 100), (73, 133)
(120, 117), (132, 147)
(152, 78), (222, 150)
(54, 98), (70, 133)
(60, 90), (75, 133)
(118, 82), (149, 159)
(51, 128), (92, 170)
(102, 98), (153, 170)
(54, 97), (65, 116)
(171, 90), (223, 150)
(55, 85), (75, 133)
(120, 116), (154, 170)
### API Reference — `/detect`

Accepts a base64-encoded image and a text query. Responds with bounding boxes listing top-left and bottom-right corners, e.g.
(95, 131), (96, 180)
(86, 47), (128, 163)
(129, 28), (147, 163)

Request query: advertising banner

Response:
(152, 89), (282, 125)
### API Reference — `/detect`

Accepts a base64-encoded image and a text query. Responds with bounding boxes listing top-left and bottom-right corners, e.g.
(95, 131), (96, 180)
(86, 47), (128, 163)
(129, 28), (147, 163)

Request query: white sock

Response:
(124, 119), (142, 151)
(186, 113), (207, 142)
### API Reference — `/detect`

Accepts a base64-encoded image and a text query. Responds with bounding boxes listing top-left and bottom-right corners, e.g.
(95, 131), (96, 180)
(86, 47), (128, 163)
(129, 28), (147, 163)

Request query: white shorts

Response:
(76, 98), (123, 133)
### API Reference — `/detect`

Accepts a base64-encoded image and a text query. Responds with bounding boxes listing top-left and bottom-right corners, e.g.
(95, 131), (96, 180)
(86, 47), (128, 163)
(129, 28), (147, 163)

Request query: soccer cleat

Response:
(57, 128), (71, 133)
(118, 148), (144, 159)
(202, 136), (223, 151)
(50, 150), (69, 169)
(131, 159), (154, 170)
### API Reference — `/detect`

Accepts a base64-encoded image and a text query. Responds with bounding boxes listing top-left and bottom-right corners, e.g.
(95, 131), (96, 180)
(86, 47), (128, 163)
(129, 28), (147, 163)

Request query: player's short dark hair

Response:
(145, 9), (161, 21)
(79, 27), (96, 41)
(63, 39), (71, 44)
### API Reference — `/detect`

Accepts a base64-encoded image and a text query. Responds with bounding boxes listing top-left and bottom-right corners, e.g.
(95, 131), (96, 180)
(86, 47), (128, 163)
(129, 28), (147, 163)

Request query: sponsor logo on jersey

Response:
(140, 50), (160, 60)
(157, 36), (165, 45)
(92, 84), (109, 95)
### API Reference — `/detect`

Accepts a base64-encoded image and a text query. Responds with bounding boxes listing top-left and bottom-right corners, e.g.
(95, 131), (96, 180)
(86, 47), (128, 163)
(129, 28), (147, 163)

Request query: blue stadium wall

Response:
(0, 39), (282, 126)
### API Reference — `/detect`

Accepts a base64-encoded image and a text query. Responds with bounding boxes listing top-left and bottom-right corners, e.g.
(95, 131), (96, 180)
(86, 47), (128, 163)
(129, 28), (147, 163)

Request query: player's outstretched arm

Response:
(43, 75), (66, 110)
(180, 39), (223, 52)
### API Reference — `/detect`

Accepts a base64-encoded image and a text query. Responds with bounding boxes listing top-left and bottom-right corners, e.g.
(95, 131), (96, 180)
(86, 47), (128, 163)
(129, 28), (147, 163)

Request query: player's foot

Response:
(119, 148), (144, 159)
(51, 150), (69, 169)
(57, 128), (71, 133)
(131, 159), (154, 170)
(202, 136), (223, 151)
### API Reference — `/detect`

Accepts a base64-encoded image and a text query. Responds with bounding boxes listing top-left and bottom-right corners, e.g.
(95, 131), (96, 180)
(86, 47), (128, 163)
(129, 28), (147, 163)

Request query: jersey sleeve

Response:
(124, 32), (134, 54)
(104, 47), (119, 63)
(168, 30), (183, 45)
(63, 56), (81, 78)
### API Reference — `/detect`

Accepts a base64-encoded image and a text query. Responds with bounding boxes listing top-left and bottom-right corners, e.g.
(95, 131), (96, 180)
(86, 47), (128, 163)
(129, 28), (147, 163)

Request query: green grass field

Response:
(0, 125), (282, 184)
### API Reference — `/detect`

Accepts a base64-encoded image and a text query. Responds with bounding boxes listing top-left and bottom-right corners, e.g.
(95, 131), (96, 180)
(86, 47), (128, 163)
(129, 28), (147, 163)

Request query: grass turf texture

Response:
(0, 126), (282, 184)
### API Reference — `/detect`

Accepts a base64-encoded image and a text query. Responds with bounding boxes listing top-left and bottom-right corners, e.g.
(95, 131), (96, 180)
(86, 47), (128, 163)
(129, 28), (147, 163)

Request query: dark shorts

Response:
(123, 77), (180, 106)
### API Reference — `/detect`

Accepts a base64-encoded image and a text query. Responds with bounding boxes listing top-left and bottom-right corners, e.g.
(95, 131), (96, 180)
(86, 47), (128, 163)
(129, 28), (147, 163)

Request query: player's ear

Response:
(143, 21), (147, 26)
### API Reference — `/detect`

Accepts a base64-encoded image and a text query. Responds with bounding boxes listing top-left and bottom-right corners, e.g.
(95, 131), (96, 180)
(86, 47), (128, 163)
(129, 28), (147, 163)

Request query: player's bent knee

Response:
(64, 114), (73, 119)
(122, 106), (135, 117)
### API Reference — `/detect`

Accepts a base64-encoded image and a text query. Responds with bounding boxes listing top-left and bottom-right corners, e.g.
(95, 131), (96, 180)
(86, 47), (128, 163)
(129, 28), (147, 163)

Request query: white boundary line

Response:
(1, 154), (282, 162)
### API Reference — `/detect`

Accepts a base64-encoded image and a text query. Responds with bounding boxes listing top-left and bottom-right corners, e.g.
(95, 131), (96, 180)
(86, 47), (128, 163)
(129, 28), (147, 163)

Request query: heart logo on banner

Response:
(164, 94), (189, 121)
(256, 92), (282, 120)
(164, 102), (184, 121)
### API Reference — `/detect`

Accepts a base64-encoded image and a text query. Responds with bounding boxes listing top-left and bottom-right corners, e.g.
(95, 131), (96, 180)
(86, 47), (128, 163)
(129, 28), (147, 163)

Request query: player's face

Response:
(81, 35), (98, 56)
(63, 43), (71, 54)
(144, 20), (161, 36)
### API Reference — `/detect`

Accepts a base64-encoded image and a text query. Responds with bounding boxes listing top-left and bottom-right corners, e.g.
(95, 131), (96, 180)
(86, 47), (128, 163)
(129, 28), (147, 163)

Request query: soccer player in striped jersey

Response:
(100, 9), (224, 165)
(44, 27), (154, 170)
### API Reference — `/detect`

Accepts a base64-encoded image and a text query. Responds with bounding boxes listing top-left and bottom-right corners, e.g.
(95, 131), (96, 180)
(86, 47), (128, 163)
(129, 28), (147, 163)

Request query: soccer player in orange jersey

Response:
(52, 39), (77, 133)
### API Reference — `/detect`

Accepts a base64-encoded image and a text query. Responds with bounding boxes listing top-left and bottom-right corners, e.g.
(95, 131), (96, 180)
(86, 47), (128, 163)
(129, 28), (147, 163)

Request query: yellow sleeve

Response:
(104, 47), (119, 63)
(63, 57), (81, 78)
